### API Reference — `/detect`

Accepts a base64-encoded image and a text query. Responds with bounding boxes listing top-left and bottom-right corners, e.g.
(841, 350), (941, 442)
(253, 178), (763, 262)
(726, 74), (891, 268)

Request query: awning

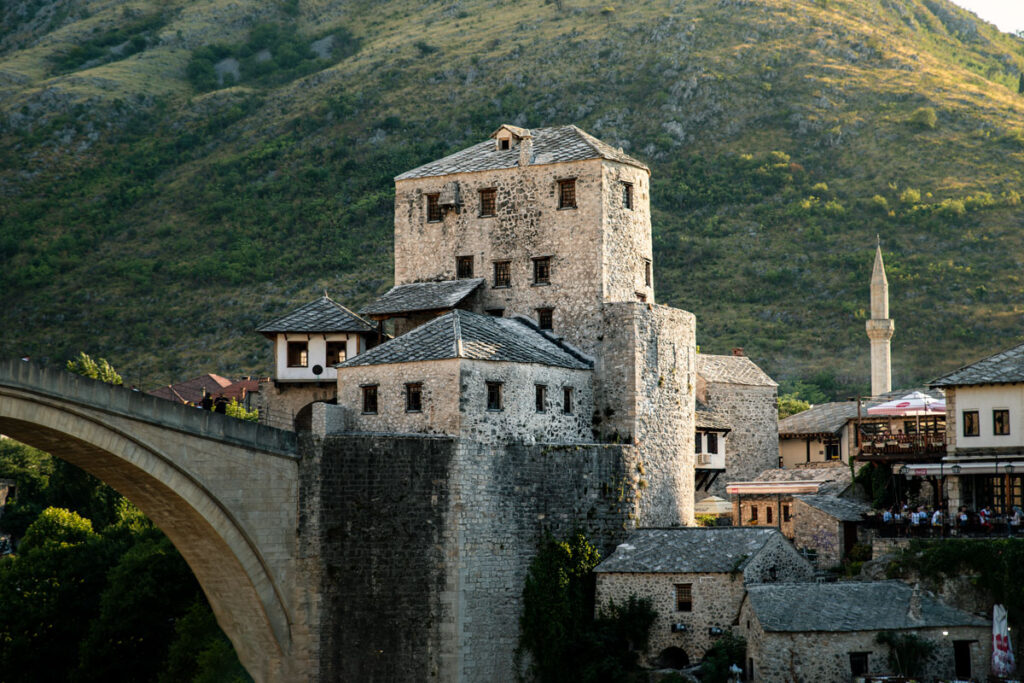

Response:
(726, 482), (823, 495)
(900, 460), (1024, 477)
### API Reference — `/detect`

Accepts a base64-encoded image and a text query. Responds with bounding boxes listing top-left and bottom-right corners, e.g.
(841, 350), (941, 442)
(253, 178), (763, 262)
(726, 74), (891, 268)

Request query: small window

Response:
(707, 432), (718, 454)
(750, 506), (758, 523)
(493, 260), (511, 288)
(782, 504), (791, 522)
(557, 178), (576, 209)
(487, 382), (503, 411)
(994, 409), (1010, 436)
(694, 432), (702, 453)
(287, 341), (308, 367)
(563, 387), (573, 414)
(537, 308), (553, 330)
(485, 308), (505, 317)
(644, 258), (652, 287)
(622, 182), (633, 209)
(766, 506), (773, 524)
(361, 385), (378, 414)
(426, 194), (442, 222)
(963, 410), (980, 437)
(675, 583), (692, 612)
(535, 385), (547, 413)
(406, 383), (422, 412)
(326, 341), (347, 366)
(849, 652), (869, 676)
(499, 138), (510, 150)
(480, 188), (497, 216)
(533, 257), (551, 285)
(457, 255), (474, 279)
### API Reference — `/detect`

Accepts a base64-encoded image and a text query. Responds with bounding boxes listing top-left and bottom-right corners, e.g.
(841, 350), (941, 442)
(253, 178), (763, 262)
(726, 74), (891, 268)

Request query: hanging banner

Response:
(993, 604), (1017, 677)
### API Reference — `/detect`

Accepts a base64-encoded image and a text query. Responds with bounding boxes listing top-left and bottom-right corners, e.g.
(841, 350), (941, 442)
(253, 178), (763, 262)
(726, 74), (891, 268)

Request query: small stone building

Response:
(739, 581), (991, 682)
(779, 401), (860, 467)
(593, 527), (814, 669)
(695, 352), (778, 502)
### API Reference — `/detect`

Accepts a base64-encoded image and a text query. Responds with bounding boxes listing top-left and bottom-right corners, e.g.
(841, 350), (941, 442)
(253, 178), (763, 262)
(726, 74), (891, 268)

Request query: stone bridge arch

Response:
(0, 361), (312, 682)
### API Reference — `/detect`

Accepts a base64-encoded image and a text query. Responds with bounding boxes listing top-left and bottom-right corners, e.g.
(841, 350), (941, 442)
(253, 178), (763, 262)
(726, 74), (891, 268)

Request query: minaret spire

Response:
(866, 239), (894, 396)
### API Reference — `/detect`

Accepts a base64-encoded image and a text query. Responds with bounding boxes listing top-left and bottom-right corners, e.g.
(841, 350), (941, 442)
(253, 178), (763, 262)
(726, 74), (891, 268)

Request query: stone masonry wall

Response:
(303, 434), (642, 683)
(255, 381), (336, 431)
(699, 381), (778, 500)
(792, 498), (847, 568)
(742, 534), (815, 584)
(600, 163), (653, 303)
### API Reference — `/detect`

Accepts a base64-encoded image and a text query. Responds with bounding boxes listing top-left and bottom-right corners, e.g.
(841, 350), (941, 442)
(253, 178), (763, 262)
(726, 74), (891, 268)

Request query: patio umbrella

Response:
(866, 391), (945, 416)
(993, 604), (1017, 677)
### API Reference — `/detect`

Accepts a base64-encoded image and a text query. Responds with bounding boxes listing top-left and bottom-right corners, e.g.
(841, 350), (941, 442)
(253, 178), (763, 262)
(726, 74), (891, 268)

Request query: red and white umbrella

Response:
(866, 391), (945, 417)
(993, 604), (1017, 677)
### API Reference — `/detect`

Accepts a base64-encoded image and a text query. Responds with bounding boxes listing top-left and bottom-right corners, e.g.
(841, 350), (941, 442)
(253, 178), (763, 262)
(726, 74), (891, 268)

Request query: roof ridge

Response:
(453, 309), (463, 358)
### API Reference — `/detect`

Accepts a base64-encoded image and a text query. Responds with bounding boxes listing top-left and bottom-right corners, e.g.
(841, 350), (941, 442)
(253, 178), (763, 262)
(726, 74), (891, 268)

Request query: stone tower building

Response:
(866, 240), (894, 396)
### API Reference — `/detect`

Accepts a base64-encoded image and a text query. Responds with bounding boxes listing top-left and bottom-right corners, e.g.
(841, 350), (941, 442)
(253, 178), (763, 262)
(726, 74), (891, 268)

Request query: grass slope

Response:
(2, 0), (1024, 397)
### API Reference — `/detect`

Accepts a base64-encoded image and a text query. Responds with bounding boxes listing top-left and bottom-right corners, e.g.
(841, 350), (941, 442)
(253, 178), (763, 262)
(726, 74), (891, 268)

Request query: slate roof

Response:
(930, 340), (1024, 387)
(746, 581), (988, 633)
(697, 354), (777, 387)
(394, 125), (649, 180)
(338, 310), (592, 370)
(593, 528), (783, 574)
(745, 466), (852, 496)
(257, 295), (376, 335)
(360, 279), (484, 317)
(795, 494), (871, 522)
(696, 399), (731, 431)
(779, 401), (859, 436)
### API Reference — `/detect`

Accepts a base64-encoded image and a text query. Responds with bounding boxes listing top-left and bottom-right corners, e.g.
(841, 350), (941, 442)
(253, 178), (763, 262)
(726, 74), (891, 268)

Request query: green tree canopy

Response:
(66, 351), (123, 385)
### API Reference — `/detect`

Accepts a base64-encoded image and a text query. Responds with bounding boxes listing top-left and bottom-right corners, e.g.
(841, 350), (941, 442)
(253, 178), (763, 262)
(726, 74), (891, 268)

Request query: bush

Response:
(908, 107), (938, 129)
(899, 187), (921, 204)
(699, 633), (746, 683)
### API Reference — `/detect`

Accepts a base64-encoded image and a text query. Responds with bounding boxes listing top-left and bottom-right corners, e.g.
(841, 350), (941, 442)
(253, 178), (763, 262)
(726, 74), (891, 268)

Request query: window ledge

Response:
(531, 282), (551, 287)
(361, 412), (378, 416)
(557, 206), (577, 211)
(406, 410), (422, 414)
(492, 285), (511, 289)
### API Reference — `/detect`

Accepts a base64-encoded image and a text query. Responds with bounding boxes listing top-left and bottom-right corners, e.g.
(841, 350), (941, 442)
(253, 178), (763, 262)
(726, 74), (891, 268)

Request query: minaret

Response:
(866, 238), (894, 396)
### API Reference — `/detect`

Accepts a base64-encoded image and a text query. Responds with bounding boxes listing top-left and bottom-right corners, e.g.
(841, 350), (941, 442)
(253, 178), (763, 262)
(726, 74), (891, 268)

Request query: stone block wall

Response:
(255, 380), (336, 431)
(742, 534), (815, 584)
(302, 434), (642, 683)
(791, 498), (848, 568)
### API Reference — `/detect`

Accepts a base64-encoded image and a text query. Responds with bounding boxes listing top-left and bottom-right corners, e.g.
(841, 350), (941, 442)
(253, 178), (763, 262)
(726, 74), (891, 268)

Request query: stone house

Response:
(254, 294), (377, 430)
(593, 527), (813, 669)
(739, 581), (991, 682)
(695, 351), (778, 502)
(779, 401), (860, 467)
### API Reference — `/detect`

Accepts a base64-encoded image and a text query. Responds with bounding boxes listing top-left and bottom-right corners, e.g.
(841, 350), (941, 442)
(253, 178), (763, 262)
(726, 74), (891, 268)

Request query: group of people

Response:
(878, 503), (1023, 536)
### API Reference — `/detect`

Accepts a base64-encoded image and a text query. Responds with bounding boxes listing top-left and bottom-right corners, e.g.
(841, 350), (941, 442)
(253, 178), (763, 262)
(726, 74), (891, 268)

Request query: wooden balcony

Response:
(855, 433), (947, 463)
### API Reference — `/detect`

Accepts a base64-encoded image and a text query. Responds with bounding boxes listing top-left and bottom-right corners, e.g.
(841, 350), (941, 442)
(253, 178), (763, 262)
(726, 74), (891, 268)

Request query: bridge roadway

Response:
(0, 360), (315, 682)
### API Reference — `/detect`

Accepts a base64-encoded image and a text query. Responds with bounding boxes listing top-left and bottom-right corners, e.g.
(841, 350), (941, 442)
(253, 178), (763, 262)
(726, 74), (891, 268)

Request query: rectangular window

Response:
(405, 383), (422, 412)
(535, 385), (547, 413)
(325, 341), (347, 366)
(499, 138), (510, 150)
(457, 255), (474, 279)
(694, 432), (702, 454)
(994, 409), (1010, 436)
(675, 583), (692, 611)
(750, 505), (758, 522)
(557, 178), (576, 209)
(286, 341), (308, 367)
(493, 260), (511, 288)
(825, 437), (840, 461)
(849, 652), (869, 676)
(485, 308), (505, 317)
(479, 188), (497, 216)
(537, 308), (553, 330)
(963, 410), (980, 437)
(782, 504), (791, 522)
(766, 506), (773, 524)
(426, 194), (442, 222)
(622, 182), (633, 209)
(707, 432), (719, 454)
(361, 385), (378, 414)
(533, 256), (551, 285)
(644, 258), (652, 287)
(487, 382), (503, 411)
(563, 387), (573, 414)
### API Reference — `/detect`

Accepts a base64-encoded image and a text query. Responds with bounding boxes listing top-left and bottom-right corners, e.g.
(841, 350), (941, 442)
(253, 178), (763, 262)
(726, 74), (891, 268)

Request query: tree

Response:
(699, 633), (747, 683)
(876, 630), (935, 677)
(66, 351), (122, 385)
(778, 392), (811, 418)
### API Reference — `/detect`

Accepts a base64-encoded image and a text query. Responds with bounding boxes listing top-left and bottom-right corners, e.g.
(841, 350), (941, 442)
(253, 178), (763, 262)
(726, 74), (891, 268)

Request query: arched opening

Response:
(656, 646), (690, 669)
(0, 385), (299, 682)
(294, 398), (335, 432)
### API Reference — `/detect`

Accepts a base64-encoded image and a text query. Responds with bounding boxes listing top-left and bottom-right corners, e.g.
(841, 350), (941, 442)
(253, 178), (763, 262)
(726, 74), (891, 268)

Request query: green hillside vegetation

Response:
(3, 0), (1024, 398)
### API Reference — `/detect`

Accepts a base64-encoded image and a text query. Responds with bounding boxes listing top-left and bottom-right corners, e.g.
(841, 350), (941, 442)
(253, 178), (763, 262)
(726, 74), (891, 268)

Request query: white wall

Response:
(273, 333), (363, 381)
(695, 430), (725, 469)
(953, 384), (1024, 449)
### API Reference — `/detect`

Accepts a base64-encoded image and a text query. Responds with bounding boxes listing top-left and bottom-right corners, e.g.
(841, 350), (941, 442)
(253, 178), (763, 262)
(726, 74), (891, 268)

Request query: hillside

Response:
(2, 0), (1024, 399)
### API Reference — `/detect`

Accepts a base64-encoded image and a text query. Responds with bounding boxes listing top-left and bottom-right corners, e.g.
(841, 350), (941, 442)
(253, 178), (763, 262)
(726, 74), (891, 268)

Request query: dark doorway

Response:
(953, 640), (972, 679)
(656, 647), (690, 669)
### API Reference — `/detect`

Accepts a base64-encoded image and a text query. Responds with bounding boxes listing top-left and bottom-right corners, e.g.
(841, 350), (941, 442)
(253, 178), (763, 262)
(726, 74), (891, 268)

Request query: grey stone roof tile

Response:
(745, 467), (852, 496)
(795, 495), (871, 521)
(697, 354), (777, 387)
(930, 341), (1024, 387)
(747, 581), (988, 632)
(360, 279), (484, 317)
(338, 310), (592, 370)
(256, 295), (376, 334)
(594, 528), (782, 574)
(779, 402), (859, 436)
(394, 125), (649, 181)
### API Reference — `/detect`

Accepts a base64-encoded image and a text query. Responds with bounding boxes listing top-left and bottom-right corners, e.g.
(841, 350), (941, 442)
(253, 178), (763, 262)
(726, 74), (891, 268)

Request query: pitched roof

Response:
(795, 494), (871, 522)
(394, 125), (649, 180)
(256, 295), (376, 334)
(930, 340), (1024, 387)
(696, 399), (731, 431)
(746, 581), (988, 632)
(147, 374), (234, 405)
(338, 310), (592, 370)
(697, 354), (777, 387)
(779, 401), (859, 436)
(729, 466), (852, 496)
(594, 527), (783, 574)
(360, 279), (484, 317)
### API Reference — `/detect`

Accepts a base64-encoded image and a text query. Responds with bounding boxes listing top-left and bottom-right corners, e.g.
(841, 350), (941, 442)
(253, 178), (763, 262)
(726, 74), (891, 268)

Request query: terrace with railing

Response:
(855, 430), (947, 462)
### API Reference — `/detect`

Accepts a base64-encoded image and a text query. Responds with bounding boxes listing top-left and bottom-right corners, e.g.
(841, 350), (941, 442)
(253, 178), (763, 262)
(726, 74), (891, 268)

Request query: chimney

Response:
(732, 347), (745, 357)
(518, 132), (533, 168)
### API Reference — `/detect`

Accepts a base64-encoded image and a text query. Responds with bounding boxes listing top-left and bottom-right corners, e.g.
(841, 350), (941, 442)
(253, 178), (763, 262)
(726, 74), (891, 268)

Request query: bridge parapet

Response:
(0, 359), (297, 457)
